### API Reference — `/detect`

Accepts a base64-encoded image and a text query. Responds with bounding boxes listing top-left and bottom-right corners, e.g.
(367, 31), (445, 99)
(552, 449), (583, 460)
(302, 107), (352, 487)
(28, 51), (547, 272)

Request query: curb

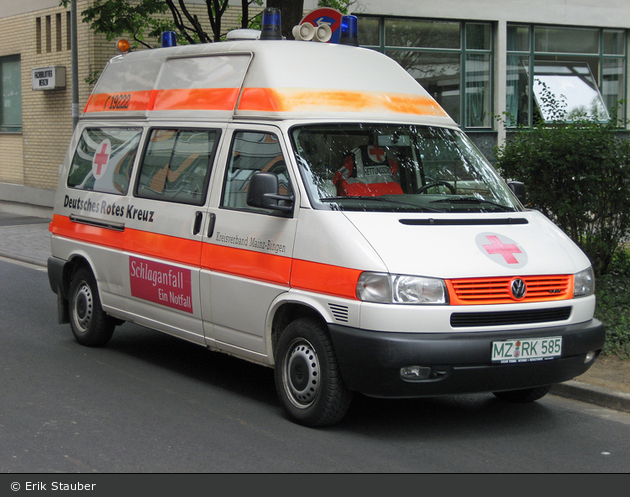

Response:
(551, 381), (630, 413)
(0, 251), (47, 268)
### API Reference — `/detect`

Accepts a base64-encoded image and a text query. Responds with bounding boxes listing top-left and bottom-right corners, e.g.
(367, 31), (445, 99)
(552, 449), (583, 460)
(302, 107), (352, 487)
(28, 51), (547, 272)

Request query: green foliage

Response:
(317, 0), (353, 14)
(494, 84), (630, 276)
(595, 250), (630, 357)
(61, 0), (175, 48)
(60, 0), (267, 46)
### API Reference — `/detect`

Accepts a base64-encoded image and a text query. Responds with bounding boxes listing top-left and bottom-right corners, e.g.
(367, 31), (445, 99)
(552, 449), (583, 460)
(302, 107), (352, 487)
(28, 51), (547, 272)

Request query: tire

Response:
(68, 266), (116, 347)
(274, 317), (352, 427)
(493, 385), (552, 403)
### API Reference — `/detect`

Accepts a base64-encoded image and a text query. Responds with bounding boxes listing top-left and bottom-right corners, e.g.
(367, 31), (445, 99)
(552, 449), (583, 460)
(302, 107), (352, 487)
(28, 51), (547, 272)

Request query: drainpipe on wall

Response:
(71, 0), (79, 130)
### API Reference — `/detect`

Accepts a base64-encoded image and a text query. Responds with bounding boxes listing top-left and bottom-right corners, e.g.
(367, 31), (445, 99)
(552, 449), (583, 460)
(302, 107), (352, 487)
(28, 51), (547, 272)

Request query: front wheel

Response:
(274, 317), (352, 427)
(68, 266), (116, 347)
(493, 385), (552, 403)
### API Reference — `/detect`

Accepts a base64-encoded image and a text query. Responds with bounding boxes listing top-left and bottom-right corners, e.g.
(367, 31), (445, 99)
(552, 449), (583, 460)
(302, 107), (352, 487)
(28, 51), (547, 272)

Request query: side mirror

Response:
(247, 172), (294, 213)
(508, 181), (526, 205)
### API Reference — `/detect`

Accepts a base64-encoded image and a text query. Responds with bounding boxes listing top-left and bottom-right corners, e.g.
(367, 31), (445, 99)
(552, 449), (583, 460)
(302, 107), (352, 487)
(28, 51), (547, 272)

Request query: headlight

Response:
(357, 272), (447, 304)
(574, 266), (595, 297)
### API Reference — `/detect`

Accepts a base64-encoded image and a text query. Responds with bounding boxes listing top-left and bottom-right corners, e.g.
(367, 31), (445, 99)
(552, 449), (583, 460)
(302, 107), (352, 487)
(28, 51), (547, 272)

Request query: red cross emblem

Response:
(368, 145), (386, 163)
(92, 140), (111, 179)
(482, 235), (522, 264)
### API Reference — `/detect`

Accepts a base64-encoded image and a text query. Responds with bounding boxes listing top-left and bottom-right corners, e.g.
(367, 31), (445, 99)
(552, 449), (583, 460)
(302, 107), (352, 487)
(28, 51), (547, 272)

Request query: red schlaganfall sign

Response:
(129, 256), (193, 313)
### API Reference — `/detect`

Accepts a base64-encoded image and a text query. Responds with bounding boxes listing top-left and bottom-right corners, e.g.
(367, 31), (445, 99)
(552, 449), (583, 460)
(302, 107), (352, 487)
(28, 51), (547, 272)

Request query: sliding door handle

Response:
(207, 213), (216, 238)
(193, 211), (203, 235)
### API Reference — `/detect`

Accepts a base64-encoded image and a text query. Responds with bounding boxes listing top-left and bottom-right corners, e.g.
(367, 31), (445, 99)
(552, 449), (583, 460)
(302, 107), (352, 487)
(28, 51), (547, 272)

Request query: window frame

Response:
(67, 126), (144, 195)
(220, 129), (294, 216)
(134, 127), (220, 206)
(357, 15), (494, 131)
(0, 55), (22, 133)
(506, 23), (627, 127)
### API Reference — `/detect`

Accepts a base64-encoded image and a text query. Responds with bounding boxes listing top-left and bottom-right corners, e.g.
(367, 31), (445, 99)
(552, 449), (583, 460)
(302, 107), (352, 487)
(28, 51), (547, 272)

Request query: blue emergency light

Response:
(260, 8), (282, 40)
(339, 15), (359, 46)
(162, 31), (177, 48)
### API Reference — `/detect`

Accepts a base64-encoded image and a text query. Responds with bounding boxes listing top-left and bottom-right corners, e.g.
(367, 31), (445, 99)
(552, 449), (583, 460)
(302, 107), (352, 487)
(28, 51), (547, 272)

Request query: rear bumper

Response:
(328, 319), (605, 398)
(47, 256), (67, 297)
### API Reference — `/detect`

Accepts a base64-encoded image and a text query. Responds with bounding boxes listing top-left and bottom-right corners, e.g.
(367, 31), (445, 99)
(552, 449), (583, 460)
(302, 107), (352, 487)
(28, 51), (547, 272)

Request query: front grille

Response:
(450, 306), (572, 328)
(447, 275), (573, 305)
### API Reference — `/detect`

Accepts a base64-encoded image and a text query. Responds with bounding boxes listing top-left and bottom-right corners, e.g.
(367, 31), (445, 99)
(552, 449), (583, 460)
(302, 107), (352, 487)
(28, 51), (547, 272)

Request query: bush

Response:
(494, 89), (630, 276)
(595, 250), (630, 357)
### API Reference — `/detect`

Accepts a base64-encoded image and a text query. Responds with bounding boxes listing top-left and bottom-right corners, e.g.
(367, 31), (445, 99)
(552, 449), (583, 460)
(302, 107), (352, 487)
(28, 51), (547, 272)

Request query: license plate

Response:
(491, 336), (562, 363)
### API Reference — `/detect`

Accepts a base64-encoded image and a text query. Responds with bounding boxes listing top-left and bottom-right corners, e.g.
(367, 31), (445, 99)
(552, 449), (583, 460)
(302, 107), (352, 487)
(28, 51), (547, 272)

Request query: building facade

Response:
(1, 0), (628, 214)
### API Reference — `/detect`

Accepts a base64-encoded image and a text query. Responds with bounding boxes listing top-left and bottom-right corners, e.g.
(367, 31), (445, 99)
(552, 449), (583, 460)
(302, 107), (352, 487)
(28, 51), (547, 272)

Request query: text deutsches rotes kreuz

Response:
(64, 195), (155, 222)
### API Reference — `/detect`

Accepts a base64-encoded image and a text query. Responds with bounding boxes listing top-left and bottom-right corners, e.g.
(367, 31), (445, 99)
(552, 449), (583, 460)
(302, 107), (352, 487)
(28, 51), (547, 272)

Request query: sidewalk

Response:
(1, 210), (629, 414)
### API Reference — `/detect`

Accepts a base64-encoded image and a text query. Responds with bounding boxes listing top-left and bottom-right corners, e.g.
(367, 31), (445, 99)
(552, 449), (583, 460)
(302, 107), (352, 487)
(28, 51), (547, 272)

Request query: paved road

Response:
(1, 258), (630, 476)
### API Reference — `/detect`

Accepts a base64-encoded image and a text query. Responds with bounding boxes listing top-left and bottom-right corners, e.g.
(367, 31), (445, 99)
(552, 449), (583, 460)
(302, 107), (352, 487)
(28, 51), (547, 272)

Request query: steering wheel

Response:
(415, 180), (456, 194)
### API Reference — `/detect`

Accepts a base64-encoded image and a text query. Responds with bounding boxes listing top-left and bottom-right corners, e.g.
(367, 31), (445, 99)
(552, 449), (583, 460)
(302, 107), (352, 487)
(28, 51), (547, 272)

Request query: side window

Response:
(136, 128), (218, 205)
(222, 131), (293, 212)
(67, 127), (142, 194)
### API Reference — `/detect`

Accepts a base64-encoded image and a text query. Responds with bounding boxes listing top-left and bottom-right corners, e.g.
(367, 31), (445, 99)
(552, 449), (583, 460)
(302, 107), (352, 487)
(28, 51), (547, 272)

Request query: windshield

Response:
(291, 124), (522, 213)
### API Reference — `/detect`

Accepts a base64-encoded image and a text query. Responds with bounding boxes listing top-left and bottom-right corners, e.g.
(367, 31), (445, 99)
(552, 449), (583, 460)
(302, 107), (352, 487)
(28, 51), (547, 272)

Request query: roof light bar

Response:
(161, 31), (177, 48)
(338, 15), (359, 46)
(260, 8), (282, 40)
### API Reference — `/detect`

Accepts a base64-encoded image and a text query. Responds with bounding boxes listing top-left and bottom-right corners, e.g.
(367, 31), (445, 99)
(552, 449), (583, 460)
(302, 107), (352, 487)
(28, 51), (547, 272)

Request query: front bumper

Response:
(328, 319), (605, 398)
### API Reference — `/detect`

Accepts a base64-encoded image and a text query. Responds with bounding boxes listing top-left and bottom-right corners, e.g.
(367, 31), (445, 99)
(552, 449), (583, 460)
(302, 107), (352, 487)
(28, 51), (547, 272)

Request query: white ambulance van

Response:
(48, 19), (605, 426)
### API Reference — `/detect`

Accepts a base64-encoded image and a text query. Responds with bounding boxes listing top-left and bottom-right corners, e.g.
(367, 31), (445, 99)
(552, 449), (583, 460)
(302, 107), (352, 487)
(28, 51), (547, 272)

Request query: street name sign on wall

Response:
(32, 66), (66, 90)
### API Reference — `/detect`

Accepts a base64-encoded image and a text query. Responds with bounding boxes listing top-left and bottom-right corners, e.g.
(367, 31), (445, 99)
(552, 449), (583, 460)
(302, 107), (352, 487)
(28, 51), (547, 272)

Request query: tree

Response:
(63, 1), (356, 47)
(62, 0), (266, 47)
(266, 0), (303, 39)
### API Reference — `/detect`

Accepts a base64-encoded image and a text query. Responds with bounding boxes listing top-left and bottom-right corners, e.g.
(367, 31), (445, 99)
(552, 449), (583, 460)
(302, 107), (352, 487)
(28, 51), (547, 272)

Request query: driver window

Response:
(222, 131), (293, 212)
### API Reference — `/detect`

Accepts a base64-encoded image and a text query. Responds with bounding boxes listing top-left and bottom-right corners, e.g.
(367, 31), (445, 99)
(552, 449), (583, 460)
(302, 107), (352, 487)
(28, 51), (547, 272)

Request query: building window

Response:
(506, 25), (626, 126)
(0, 56), (22, 133)
(358, 17), (493, 130)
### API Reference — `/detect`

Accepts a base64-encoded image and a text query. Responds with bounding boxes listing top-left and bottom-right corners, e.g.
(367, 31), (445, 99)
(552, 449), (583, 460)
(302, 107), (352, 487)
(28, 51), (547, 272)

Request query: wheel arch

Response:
(52, 253), (116, 325)
(49, 253), (92, 300)
(269, 301), (328, 366)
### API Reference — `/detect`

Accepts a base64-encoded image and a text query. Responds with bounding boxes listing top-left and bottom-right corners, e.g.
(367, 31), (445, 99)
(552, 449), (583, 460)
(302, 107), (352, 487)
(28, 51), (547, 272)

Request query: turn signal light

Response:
(117, 39), (130, 53)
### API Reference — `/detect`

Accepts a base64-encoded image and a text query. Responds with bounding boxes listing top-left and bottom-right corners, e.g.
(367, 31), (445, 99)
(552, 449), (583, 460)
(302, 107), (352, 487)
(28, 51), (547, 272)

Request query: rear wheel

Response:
(274, 317), (352, 427)
(68, 266), (115, 347)
(493, 385), (552, 402)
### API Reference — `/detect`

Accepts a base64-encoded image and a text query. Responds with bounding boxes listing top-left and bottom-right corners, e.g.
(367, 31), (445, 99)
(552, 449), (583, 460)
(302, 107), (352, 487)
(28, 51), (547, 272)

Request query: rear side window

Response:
(67, 127), (142, 194)
(136, 128), (218, 205)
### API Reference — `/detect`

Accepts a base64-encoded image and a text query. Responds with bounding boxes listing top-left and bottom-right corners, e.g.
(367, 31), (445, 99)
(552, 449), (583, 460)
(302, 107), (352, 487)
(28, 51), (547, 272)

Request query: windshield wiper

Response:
(429, 197), (515, 211)
(322, 196), (442, 212)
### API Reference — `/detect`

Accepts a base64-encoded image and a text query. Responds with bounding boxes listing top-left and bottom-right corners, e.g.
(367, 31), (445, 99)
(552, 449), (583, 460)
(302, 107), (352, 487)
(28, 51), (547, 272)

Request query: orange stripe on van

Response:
(83, 87), (447, 117)
(238, 87), (449, 117)
(51, 215), (362, 299)
(83, 91), (155, 113)
(201, 243), (292, 285)
(50, 214), (201, 267)
(151, 88), (241, 111)
(291, 259), (361, 300)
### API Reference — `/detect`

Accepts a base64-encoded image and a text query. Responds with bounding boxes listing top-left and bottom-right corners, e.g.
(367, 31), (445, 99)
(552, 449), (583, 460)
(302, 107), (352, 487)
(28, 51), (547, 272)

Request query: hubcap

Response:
(73, 281), (93, 333)
(284, 339), (320, 408)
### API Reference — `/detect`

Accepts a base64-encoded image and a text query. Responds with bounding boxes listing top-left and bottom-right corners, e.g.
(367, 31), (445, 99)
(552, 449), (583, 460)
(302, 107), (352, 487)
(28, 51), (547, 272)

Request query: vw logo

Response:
(511, 278), (527, 299)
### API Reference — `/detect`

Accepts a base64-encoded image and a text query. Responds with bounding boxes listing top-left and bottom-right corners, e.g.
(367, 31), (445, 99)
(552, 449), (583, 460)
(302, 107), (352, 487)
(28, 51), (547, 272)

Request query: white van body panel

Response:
(341, 210), (591, 279)
(292, 208), (387, 272)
